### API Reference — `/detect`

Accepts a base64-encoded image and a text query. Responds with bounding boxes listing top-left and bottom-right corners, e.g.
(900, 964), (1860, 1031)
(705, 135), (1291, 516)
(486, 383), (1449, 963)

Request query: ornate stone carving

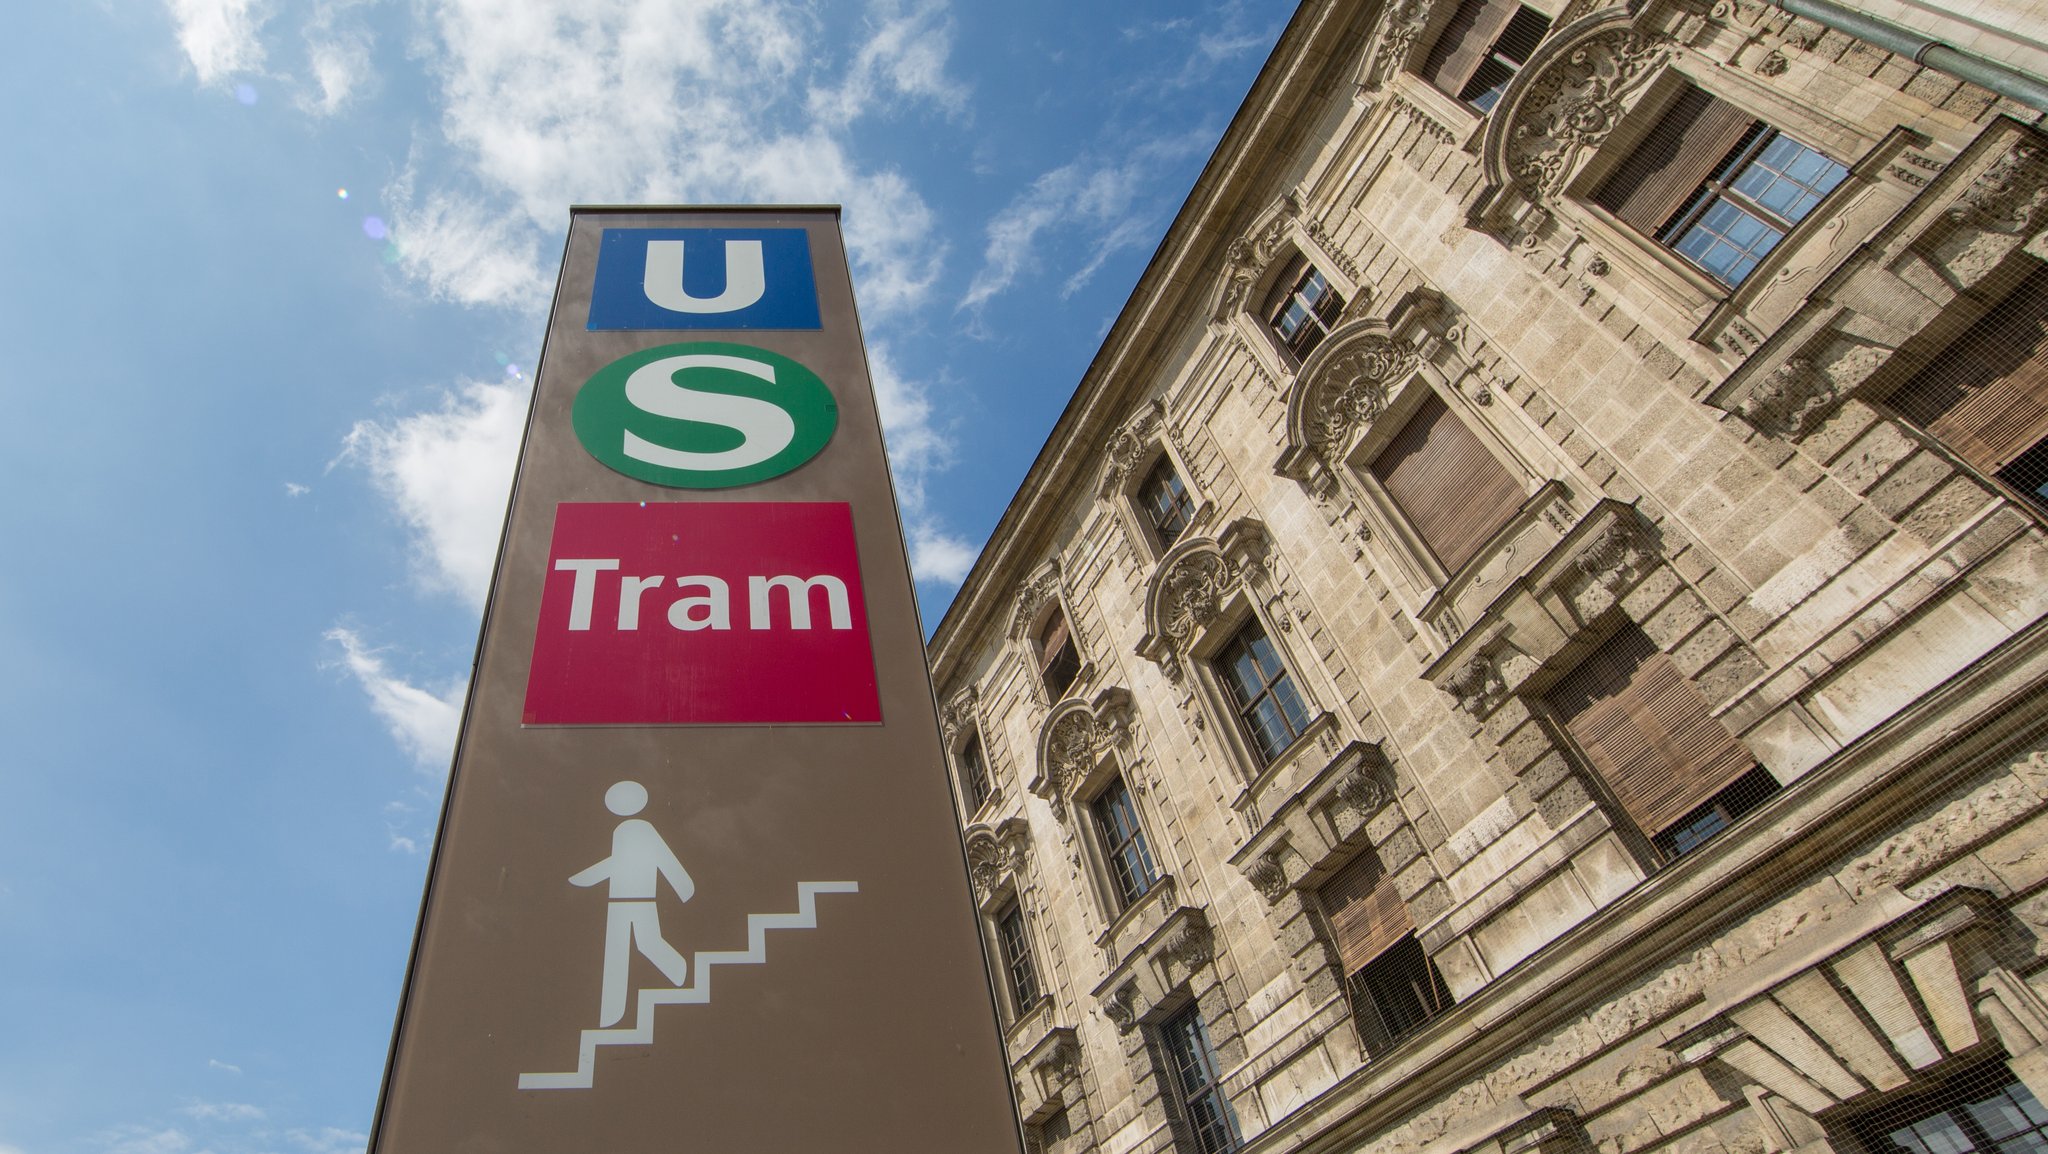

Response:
(1163, 918), (1215, 972)
(1009, 564), (1065, 640)
(964, 823), (1027, 903)
(1573, 519), (1646, 590)
(1443, 652), (1507, 716)
(1102, 983), (1139, 1034)
(1158, 551), (1234, 648)
(1335, 764), (1390, 815)
(939, 685), (979, 744)
(1363, 0), (1434, 91)
(1949, 141), (2048, 233)
(1505, 30), (1666, 199)
(1737, 356), (1837, 438)
(1246, 851), (1291, 903)
(1217, 195), (1302, 321)
(1754, 49), (1788, 76)
(1304, 215), (1363, 283)
(1045, 710), (1102, 799)
(1034, 1038), (1081, 1090)
(1099, 403), (1165, 497)
(1303, 334), (1417, 457)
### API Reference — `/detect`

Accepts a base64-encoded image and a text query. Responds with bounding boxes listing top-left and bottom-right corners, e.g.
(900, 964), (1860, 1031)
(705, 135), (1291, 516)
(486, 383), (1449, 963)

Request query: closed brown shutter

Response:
(1592, 85), (1757, 234)
(1890, 265), (2048, 473)
(1038, 611), (1071, 673)
(1422, 0), (1517, 95)
(1318, 850), (1413, 975)
(1549, 626), (1755, 838)
(1371, 392), (1525, 573)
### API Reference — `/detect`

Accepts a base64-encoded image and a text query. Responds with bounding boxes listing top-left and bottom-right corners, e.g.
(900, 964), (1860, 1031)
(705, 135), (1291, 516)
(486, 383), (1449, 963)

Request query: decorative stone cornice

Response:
(963, 817), (1031, 905)
(1215, 193), (1304, 322)
(1033, 687), (1139, 803)
(1008, 560), (1065, 641)
(1359, 0), (1434, 92)
(1291, 324), (1419, 462)
(939, 685), (979, 745)
(1098, 399), (1167, 498)
(1481, 14), (1666, 203)
(1948, 139), (2048, 233)
(1442, 651), (1509, 717)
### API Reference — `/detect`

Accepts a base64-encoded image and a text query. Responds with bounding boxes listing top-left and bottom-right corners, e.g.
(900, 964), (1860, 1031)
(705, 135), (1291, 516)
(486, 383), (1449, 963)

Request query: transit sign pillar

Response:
(366, 207), (1027, 1153)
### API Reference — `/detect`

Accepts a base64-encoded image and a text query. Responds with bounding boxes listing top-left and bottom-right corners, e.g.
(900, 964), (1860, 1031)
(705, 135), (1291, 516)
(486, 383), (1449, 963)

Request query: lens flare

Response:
(234, 83), (257, 106)
(337, 188), (349, 200)
(362, 216), (388, 240)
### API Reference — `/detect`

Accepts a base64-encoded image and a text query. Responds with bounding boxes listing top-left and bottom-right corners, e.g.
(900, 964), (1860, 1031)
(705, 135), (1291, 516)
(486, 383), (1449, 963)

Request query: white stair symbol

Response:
(517, 880), (859, 1090)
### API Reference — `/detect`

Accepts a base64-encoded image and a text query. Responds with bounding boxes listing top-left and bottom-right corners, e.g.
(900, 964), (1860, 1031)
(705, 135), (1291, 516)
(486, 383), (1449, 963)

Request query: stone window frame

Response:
(1008, 558), (1095, 710)
(1211, 192), (1367, 384)
(964, 817), (1048, 1030)
(1709, 120), (2048, 458)
(1030, 687), (1182, 932)
(1097, 398), (1215, 567)
(1276, 310), (1554, 633)
(1471, 8), (1904, 341)
(940, 685), (1001, 824)
(1423, 500), (1776, 877)
(1138, 521), (1344, 795)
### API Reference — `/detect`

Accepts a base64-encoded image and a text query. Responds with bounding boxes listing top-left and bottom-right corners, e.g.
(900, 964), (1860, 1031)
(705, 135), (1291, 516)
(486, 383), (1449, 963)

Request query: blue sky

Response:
(0, 1), (1278, 1152)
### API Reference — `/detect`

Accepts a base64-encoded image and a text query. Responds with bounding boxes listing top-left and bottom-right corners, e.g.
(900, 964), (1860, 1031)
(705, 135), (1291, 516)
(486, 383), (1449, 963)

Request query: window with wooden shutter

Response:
(1422, 0), (1518, 98)
(1370, 392), (1525, 574)
(1317, 850), (1413, 976)
(1884, 264), (2048, 508)
(1454, 6), (1552, 112)
(1038, 608), (1080, 699)
(1547, 625), (1760, 845)
(1593, 85), (1758, 235)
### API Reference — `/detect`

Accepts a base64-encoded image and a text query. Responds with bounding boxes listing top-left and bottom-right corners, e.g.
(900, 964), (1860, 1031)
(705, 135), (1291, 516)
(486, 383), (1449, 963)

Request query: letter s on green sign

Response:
(571, 342), (838, 489)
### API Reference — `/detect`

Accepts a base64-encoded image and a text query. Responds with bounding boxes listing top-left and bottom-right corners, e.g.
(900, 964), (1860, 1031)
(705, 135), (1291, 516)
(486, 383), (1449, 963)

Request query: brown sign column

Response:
(367, 207), (1026, 1153)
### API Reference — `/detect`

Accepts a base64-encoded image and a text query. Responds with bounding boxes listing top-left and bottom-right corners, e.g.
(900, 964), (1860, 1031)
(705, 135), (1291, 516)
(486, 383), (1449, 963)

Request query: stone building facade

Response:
(924, 3), (2048, 1154)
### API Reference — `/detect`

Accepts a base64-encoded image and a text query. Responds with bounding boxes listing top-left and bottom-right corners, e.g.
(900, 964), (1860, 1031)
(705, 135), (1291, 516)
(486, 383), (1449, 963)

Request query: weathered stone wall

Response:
(927, 1), (2048, 1152)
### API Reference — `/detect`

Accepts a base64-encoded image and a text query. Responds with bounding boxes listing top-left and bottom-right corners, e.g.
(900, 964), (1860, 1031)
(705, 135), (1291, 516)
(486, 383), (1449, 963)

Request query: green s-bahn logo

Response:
(571, 342), (838, 489)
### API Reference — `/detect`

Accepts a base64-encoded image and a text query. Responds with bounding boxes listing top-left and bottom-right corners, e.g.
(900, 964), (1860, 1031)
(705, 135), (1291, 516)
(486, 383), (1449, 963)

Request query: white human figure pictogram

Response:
(569, 780), (694, 1028)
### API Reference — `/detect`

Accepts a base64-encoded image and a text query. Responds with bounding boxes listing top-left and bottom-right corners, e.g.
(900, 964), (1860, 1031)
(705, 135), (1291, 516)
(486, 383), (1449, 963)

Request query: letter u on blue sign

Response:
(588, 228), (821, 330)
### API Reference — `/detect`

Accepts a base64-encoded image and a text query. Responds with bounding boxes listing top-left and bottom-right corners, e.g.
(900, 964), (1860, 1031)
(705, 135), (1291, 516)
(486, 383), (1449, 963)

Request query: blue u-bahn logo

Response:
(588, 228), (822, 331)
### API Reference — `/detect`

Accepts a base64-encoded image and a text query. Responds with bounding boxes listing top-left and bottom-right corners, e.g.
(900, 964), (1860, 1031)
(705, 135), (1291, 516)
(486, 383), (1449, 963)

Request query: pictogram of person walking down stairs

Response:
(517, 780), (858, 1091)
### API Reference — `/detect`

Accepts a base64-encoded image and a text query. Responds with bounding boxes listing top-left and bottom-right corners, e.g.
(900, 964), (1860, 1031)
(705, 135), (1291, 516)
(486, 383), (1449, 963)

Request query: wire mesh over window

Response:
(1160, 1004), (1243, 1154)
(1845, 1060), (2048, 1154)
(1140, 458), (1198, 549)
(1217, 621), (1315, 763)
(1882, 262), (2048, 511)
(1370, 392), (1526, 574)
(1091, 777), (1158, 910)
(1349, 935), (1455, 1049)
(1545, 623), (1770, 854)
(959, 733), (993, 815)
(996, 900), (1039, 1010)
(1455, 5), (1550, 112)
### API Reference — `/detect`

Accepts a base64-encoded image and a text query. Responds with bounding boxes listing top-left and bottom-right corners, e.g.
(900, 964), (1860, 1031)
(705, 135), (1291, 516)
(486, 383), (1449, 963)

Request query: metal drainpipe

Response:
(1766, 0), (2048, 113)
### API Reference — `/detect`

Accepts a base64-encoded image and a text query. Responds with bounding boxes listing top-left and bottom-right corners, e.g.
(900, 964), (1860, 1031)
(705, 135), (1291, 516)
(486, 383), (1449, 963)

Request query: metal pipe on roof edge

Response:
(1764, 0), (2048, 112)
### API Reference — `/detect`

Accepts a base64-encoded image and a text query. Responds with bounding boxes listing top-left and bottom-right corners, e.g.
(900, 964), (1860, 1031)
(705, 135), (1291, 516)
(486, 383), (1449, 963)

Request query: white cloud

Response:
(962, 133), (1211, 310)
(338, 378), (525, 607)
(381, 0), (951, 319)
(166, 0), (268, 83)
(808, 0), (969, 127)
(176, 1104), (263, 1123)
(325, 627), (464, 771)
(284, 482), (309, 497)
(205, 1059), (242, 1075)
(300, 3), (374, 115)
(1, 1142), (31, 1154)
